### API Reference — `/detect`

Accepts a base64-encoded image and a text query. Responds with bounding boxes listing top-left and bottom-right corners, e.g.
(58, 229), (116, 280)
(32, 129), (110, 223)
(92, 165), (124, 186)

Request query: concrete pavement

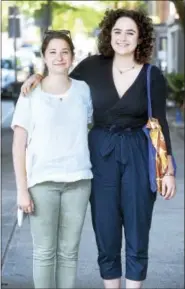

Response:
(1, 108), (184, 289)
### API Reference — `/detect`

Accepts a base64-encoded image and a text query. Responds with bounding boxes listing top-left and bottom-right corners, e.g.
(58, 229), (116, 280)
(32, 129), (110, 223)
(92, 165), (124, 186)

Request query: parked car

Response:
(21, 43), (41, 57)
(1, 57), (32, 100)
(1, 59), (15, 90)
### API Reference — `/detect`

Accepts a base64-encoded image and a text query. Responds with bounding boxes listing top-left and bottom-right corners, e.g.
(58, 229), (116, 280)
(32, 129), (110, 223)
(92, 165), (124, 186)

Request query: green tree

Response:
(2, 1), (104, 37)
(2, 1), (47, 32)
(52, 4), (103, 34)
(2, 1), (10, 32)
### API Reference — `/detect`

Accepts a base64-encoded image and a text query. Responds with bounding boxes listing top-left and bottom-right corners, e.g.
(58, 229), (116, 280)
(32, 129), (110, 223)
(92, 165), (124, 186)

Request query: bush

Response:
(166, 73), (185, 108)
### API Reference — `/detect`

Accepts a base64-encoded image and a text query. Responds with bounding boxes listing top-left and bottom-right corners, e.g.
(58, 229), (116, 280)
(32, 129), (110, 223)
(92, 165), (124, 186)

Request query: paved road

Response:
(1, 106), (184, 289)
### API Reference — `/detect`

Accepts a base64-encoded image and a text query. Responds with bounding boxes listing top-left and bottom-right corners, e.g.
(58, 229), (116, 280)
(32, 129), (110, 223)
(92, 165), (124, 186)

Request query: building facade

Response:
(167, 19), (184, 74)
(146, 0), (184, 74)
(146, 0), (170, 24)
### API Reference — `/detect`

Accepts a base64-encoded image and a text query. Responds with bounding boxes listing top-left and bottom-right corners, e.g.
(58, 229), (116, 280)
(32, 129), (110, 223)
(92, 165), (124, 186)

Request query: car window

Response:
(1, 59), (14, 69)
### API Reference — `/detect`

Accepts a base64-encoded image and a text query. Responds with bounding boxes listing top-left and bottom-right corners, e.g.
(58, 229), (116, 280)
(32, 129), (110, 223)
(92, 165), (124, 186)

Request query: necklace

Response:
(115, 64), (135, 74)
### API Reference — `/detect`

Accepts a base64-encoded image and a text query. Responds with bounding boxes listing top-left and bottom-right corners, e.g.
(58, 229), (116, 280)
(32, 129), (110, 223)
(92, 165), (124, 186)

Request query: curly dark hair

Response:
(98, 8), (154, 64)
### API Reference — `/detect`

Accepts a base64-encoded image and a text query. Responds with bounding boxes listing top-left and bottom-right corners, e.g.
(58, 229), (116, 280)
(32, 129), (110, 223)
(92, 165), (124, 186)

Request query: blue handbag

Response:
(142, 64), (177, 194)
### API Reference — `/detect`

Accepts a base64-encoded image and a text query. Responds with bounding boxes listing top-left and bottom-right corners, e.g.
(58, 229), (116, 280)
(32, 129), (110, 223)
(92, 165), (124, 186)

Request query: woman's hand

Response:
(161, 175), (176, 200)
(17, 190), (34, 214)
(21, 74), (43, 96)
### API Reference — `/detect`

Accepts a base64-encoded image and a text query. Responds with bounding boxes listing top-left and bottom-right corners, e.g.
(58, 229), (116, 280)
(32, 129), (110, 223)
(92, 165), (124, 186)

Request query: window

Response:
(159, 37), (167, 51)
(171, 31), (177, 72)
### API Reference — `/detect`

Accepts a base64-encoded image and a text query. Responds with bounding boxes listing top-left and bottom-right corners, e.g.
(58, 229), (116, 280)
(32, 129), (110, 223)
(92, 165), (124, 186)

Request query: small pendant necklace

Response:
(115, 64), (135, 74)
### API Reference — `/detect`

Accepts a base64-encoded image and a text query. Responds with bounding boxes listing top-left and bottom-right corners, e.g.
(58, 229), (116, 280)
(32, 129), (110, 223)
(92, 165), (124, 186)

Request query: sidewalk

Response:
(1, 113), (184, 289)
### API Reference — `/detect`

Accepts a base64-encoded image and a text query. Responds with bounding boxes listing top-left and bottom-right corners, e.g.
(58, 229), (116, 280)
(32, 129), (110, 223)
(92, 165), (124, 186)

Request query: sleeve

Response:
(11, 94), (31, 132)
(82, 82), (93, 124)
(69, 56), (89, 81)
(150, 66), (172, 155)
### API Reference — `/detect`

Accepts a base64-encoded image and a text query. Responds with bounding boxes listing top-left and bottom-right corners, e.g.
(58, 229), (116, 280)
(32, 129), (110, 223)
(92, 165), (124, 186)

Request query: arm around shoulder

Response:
(21, 74), (43, 96)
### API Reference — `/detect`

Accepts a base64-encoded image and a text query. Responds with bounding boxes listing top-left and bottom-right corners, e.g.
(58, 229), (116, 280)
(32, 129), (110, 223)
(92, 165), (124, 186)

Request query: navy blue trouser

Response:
(88, 126), (157, 281)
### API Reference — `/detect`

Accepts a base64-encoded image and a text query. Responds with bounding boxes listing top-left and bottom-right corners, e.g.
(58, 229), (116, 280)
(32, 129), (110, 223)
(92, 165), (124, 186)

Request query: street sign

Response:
(8, 18), (20, 38)
(8, 6), (20, 38)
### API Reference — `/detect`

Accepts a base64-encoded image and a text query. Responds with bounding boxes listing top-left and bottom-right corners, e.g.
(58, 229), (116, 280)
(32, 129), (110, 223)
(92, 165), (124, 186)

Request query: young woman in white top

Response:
(11, 30), (93, 289)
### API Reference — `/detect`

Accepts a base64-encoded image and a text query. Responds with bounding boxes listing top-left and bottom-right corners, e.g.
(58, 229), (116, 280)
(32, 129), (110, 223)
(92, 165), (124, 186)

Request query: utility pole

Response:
(8, 6), (20, 83)
(13, 6), (17, 83)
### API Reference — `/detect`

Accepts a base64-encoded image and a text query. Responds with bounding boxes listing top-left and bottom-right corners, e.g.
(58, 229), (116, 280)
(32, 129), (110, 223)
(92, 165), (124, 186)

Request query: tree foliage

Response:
(2, 1), (184, 35)
(166, 72), (185, 107)
(52, 4), (104, 34)
(2, 1), (104, 35)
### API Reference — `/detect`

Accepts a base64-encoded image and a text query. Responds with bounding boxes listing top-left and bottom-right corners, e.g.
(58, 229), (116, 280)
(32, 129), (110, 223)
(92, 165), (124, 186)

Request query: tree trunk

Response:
(170, 0), (185, 31)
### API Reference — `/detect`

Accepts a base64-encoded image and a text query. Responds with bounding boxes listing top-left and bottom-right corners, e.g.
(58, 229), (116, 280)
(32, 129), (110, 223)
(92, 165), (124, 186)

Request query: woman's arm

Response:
(166, 155), (175, 174)
(151, 66), (176, 199)
(11, 94), (34, 212)
(21, 55), (93, 96)
(20, 57), (86, 96)
(12, 127), (34, 213)
(151, 67), (173, 163)
(21, 74), (43, 96)
(20, 59), (83, 96)
(12, 127), (28, 191)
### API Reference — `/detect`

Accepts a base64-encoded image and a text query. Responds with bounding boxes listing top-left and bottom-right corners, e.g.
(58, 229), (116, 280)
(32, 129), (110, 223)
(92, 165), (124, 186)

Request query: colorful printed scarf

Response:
(146, 117), (168, 193)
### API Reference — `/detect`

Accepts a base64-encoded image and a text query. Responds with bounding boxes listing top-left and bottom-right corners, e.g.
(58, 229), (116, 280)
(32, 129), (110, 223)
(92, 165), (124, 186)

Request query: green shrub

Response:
(166, 73), (185, 107)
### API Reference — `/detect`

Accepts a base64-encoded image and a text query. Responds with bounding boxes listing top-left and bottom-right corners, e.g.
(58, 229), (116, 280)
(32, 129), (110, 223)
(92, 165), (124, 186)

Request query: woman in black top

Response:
(21, 8), (176, 289)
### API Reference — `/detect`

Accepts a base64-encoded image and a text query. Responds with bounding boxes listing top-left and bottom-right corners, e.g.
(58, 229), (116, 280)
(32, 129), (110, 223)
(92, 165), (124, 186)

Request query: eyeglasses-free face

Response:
(111, 17), (139, 57)
(43, 37), (74, 75)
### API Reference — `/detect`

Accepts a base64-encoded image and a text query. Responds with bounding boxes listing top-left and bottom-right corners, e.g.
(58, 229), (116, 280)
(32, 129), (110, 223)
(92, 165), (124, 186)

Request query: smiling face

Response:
(111, 16), (139, 57)
(43, 38), (73, 75)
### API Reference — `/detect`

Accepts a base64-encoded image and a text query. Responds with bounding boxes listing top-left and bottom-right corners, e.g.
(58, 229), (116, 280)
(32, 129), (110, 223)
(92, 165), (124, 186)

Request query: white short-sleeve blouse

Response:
(11, 79), (93, 188)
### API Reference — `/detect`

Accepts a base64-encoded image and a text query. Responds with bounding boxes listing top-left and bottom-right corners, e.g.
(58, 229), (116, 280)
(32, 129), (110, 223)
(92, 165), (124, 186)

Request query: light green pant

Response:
(29, 180), (91, 289)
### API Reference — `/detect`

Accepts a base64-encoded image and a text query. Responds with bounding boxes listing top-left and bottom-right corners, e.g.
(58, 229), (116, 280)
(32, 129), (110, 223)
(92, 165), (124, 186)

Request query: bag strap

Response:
(146, 63), (153, 118)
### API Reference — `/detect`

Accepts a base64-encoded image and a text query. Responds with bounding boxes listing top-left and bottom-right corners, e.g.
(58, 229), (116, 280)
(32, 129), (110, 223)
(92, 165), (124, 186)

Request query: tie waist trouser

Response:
(88, 126), (157, 281)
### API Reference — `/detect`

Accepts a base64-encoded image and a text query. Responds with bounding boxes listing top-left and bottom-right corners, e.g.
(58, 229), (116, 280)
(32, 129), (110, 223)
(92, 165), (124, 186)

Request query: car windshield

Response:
(1, 59), (14, 69)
